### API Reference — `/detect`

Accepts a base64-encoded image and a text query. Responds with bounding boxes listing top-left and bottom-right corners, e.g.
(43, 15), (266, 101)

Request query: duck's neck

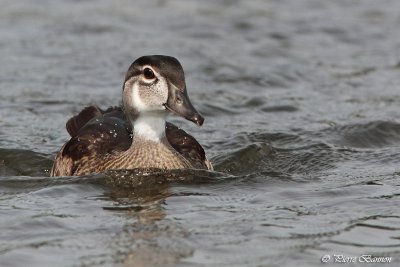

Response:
(111, 111), (192, 170)
(132, 112), (167, 142)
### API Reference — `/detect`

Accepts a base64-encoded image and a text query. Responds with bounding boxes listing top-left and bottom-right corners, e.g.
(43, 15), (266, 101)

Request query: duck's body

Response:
(51, 56), (212, 177)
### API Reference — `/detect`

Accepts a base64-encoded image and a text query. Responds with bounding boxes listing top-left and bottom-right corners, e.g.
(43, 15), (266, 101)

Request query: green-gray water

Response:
(1, 0), (400, 266)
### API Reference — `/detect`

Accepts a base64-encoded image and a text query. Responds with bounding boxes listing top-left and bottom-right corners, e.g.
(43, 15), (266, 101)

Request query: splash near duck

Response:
(50, 55), (213, 177)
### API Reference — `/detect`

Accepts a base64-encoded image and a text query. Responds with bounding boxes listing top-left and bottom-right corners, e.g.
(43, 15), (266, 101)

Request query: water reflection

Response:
(103, 182), (170, 224)
(101, 171), (194, 267)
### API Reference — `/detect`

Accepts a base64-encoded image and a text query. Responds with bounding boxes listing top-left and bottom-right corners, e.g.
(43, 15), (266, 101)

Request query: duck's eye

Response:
(143, 68), (155, 79)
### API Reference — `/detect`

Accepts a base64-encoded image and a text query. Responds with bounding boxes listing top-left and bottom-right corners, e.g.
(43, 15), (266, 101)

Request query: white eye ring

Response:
(143, 67), (156, 80)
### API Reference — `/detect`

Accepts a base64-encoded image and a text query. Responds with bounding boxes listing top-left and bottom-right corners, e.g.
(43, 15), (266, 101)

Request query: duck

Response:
(50, 55), (213, 177)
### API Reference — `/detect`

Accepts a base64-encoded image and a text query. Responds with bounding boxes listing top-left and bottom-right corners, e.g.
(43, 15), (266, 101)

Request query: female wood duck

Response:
(50, 55), (213, 176)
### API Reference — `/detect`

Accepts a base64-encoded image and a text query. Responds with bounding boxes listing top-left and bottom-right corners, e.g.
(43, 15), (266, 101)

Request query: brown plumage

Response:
(51, 55), (213, 176)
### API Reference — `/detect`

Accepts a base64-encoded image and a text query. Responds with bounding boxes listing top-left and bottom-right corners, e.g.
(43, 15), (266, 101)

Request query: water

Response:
(1, 0), (400, 266)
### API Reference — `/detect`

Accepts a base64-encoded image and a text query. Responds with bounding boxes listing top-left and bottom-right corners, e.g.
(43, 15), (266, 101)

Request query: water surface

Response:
(1, 0), (400, 266)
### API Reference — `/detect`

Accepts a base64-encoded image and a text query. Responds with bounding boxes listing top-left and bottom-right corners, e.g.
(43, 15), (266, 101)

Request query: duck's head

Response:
(122, 55), (204, 126)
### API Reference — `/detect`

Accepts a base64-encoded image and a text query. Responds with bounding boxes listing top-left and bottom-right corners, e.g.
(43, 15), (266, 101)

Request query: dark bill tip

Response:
(192, 113), (204, 126)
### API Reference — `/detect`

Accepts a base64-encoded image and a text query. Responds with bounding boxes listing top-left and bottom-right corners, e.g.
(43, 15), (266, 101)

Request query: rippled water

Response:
(1, 0), (400, 266)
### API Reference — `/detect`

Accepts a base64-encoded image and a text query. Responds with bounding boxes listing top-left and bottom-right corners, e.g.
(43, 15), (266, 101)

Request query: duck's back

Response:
(50, 106), (212, 176)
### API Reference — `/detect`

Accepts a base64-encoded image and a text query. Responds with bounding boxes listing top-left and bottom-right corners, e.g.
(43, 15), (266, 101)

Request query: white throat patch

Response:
(133, 114), (166, 141)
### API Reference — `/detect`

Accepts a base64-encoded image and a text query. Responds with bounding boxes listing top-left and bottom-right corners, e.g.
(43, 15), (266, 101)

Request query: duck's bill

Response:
(165, 84), (204, 126)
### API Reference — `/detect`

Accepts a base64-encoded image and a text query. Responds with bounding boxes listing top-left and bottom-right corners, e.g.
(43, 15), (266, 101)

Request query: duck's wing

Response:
(50, 106), (132, 176)
(166, 123), (213, 170)
(65, 106), (129, 137)
(65, 106), (102, 137)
